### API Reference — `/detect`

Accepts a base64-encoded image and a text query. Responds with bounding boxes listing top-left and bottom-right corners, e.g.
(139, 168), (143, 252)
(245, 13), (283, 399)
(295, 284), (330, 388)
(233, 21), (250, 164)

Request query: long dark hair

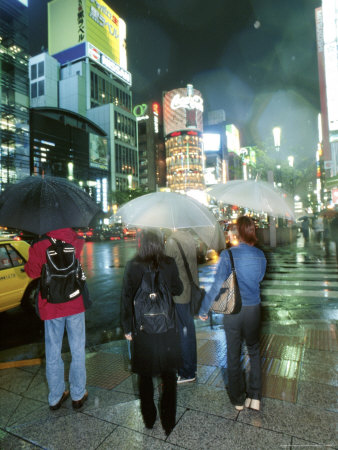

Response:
(137, 229), (165, 270)
(237, 216), (257, 246)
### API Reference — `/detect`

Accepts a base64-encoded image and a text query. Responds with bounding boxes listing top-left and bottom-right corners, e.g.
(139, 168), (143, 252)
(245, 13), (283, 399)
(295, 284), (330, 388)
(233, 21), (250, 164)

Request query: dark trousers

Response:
(175, 303), (197, 378)
(223, 304), (261, 405)
(138, 371), (177, 430)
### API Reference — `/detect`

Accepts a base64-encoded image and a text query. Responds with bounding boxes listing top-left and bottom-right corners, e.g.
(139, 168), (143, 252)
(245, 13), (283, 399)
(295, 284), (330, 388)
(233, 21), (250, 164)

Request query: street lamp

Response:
(272, 127), (281, 152)
(272, 127), (281, 187)
(127, 174), (133, 199)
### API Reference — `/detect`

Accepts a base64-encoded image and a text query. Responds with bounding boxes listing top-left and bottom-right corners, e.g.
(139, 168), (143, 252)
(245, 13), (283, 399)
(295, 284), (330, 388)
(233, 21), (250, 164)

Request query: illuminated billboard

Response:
(48, 0), (127, 69)
(226, 124), (240, 156)
(89, 133), (108, 170)
(203, 133), (221, 152)
(163, 85), (204, 136)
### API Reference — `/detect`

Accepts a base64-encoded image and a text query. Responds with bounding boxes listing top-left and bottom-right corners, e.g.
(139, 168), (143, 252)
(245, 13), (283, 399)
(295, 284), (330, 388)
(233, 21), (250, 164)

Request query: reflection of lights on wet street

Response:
(277, 310), (289, 319)
(112, 244), (120, 267)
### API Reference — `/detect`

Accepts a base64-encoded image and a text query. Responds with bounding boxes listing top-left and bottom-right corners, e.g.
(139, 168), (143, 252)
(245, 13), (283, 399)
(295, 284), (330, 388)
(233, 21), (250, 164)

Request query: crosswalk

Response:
(198, 240), (338, 324)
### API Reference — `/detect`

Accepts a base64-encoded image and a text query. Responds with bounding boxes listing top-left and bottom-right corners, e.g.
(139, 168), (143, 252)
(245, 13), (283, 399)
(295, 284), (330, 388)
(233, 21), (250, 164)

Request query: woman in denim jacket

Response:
(199, 216), (266, 411)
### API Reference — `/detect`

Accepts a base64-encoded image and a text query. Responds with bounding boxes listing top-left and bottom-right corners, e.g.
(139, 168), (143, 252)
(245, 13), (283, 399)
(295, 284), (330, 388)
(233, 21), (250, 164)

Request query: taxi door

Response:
(0, 243), (30, 312)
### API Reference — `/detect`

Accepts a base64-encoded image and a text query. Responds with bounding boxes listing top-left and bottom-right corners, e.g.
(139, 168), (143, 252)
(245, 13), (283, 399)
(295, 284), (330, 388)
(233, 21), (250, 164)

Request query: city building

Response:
(225, 124), (243, 181)
(315, 0), (338, 204)
(29, 107), (109, 211)
(0, 0), (30, 191)
(163, 84), (205, 192)
(203, 109), (227, 186)
(28, 0), (138, 211)
(133, 101), (165, 191)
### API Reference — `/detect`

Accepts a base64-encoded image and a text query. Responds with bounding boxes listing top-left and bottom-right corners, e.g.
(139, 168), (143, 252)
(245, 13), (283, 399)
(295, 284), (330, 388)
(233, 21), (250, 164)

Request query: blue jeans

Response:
(44, 312), (86, 406)
(175, 303), (197, 378)
(223, 304), (261, 405)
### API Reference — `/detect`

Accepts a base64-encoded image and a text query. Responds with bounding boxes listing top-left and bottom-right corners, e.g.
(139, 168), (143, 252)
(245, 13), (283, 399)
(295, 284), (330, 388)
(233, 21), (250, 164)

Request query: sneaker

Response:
(177, 376), (196, 384)
(249, 399), (260, 411)
(244, 398), (252, 408)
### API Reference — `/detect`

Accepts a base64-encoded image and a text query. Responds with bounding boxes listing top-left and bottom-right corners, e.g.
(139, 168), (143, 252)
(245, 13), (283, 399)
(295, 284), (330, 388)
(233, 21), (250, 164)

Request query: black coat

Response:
(121, 255), (183, 376)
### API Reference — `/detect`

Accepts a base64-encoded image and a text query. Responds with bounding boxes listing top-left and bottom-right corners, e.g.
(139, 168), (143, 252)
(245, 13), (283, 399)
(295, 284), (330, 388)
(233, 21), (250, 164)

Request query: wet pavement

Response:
(0, 236), (337, 449)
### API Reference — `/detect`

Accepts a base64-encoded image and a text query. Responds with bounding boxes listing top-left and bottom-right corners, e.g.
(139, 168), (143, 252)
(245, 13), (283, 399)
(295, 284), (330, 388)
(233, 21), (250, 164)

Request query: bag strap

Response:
(228, 248), (236, 271)
(171, 237), (194, 283)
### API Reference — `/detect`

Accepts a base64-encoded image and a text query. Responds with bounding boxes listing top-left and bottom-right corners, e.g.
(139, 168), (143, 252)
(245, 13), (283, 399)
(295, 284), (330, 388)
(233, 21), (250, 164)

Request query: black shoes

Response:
(49, 390), (70, 410)
(72, 391), (88, 410)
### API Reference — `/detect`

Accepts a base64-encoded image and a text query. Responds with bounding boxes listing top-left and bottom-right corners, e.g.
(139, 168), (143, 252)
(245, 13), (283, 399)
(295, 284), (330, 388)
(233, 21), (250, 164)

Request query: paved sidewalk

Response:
(0, 240), (337, 449)
(0, 319), (337, 449)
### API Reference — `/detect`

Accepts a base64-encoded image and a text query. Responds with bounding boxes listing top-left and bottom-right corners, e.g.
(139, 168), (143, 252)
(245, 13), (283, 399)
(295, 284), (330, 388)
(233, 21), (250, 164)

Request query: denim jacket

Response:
(199, 243), (267, 315)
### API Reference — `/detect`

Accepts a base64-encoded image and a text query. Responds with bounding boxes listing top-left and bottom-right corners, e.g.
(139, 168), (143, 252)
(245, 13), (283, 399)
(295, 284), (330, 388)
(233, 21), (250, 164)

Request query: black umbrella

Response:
(0, 176), (102, 235)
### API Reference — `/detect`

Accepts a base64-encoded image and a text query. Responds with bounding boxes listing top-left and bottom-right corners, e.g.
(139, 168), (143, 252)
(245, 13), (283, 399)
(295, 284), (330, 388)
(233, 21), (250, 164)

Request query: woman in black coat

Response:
(121, 229), (183, 435)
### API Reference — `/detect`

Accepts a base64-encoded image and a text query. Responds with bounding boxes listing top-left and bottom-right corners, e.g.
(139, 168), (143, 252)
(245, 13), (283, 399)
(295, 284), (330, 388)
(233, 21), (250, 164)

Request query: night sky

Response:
(28, 0), (322, 162)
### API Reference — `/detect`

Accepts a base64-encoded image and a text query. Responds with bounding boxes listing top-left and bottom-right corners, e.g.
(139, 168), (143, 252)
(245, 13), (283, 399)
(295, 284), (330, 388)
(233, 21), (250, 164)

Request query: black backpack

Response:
(40, 236), (86, 304)
(133, 268), (175, 334)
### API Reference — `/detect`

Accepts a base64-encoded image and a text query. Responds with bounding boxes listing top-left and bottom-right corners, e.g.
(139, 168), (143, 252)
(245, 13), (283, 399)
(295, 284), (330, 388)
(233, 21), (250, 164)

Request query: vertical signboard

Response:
(315, 7), (331, 161)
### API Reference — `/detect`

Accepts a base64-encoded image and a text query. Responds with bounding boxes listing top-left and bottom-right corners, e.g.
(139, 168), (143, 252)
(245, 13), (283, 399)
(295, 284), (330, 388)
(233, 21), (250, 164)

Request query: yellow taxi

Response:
(0, 238), (38, 312)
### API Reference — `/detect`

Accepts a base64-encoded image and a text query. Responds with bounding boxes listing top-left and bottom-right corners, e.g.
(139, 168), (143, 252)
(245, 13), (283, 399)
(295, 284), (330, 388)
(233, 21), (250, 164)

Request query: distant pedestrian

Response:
(25, 228), (90, 411)
(121, 229), (183, 435)
(313, 215), (324, 243)
(300, 218), (310, 244)
(323, 217), (330, 257)
(165, 230), (199, 384)
(199, 216), (266, 411)
(330, 213), (338, 262)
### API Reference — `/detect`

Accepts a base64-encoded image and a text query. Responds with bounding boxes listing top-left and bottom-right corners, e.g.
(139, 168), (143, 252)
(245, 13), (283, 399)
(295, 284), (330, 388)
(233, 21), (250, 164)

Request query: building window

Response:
(31, 64), (37, 80)
(38, 80), (44, 96)
(38, 61), (44, 77)
(31, 82), (37, 98)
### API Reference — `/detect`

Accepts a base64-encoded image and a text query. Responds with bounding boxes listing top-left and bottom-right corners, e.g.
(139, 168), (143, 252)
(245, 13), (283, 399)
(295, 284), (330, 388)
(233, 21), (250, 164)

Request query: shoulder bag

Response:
(172, 238), (205, 316)
(210, 249), (242, 315)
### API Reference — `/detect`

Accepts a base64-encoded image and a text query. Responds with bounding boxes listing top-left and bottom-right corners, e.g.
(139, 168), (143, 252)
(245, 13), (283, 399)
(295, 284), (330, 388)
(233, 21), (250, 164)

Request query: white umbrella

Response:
(115, 192), (225, 249)
(207, 180), (295, 220)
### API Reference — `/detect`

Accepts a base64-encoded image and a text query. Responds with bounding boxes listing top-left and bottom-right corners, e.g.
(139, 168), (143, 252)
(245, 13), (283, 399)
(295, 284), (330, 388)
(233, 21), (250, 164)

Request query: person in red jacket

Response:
(25, 228), (90, 410)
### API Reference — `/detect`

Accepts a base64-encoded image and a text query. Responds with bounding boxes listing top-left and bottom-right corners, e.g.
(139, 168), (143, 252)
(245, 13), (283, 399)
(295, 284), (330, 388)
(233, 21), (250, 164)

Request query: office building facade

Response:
(0, 0), (30, 190)
(28, 0), (138, 211)
(134, 101), (165, 191)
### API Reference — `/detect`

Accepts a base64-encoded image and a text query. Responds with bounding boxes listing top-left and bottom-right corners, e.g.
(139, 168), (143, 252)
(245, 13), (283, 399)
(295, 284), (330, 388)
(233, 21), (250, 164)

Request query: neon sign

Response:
(152, 102), (160, 134)
(133, 104), (147, 116)
(171, 94), (204, 112)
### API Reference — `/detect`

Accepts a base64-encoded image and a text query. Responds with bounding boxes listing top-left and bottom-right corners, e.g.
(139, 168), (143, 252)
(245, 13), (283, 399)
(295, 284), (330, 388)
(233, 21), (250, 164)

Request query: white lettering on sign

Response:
(136, 115), (149, 121)
(171, 94), (204, 112)
(89, 1), (119, 39)
(101, 54), (132, 85)
(87, 43), (132, 86)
